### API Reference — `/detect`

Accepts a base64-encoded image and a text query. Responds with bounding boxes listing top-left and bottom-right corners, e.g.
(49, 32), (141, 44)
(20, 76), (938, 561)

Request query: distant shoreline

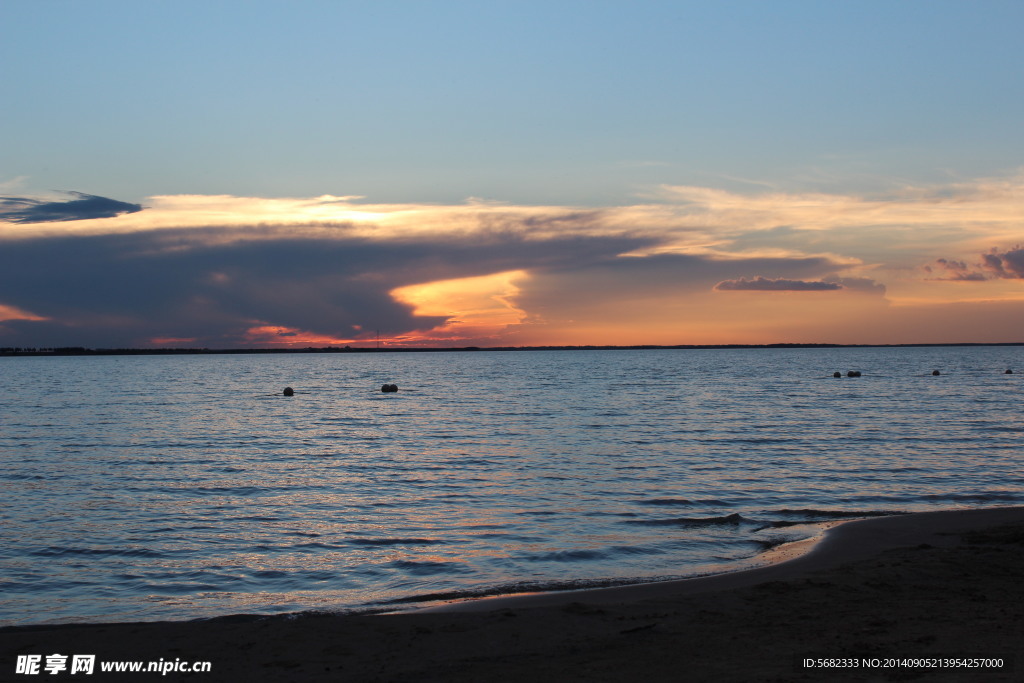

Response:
(2, 341), (1023, 357)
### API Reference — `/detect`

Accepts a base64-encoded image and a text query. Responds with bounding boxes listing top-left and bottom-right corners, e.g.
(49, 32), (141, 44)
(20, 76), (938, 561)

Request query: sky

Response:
(1, 0), (1023, 348)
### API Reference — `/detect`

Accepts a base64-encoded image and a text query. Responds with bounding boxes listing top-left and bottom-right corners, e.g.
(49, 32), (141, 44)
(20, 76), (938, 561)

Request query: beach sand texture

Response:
(1, 507), (1021, 682)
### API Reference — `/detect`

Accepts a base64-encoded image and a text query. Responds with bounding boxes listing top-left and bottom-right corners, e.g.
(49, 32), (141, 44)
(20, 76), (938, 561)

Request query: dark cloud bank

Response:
(0, 192), (142, 224)
(0, 218), (887, 348)
(0, 225), (654, 347)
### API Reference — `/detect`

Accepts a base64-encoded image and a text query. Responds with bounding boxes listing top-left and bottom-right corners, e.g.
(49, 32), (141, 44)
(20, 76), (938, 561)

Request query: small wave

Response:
(636, 498), (693, 507)
(920, 492), (1023, 503)
(623, 512), (747, 527)
(162, 486), (277, 497)
(376, 575), (679, 606)
(471, 532), (547, 543)
(730, 437), (800, 444)
(608, 544), (666, 557)
(132, 582), (223, 593)
(348, 538), (447, 546)
(293, 541), (349, 551)
(522, 549), (604, 562)
(384, 560), (469, 576)
(752, 537), (796, 550)
(252, 570), (289, 579)
(771, 508), (902, 519)
(30, 546), (166, 558)
(140, 524), (221, 534)
(249, 542), (348, 553)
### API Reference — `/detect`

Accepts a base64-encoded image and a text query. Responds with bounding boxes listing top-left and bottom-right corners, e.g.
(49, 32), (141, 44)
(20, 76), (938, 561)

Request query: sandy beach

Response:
(2, 507), (1022, 682)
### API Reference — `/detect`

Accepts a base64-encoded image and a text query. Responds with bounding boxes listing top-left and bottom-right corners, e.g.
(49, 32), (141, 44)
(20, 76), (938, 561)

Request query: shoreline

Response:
(405, 518), (839, 615)
(413, 506), (1023, 613)
(2, 506), (1022, 681)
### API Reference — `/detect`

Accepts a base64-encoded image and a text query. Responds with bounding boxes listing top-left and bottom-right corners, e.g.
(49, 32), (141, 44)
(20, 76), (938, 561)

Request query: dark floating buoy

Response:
(1006, 369), (1014, 374)
(846, 370), (861, 377)
(833, 371), (842, 378)
(932, 370), (941, 376)
(282, 387), (294, 396)
(381, 383), (398, 393)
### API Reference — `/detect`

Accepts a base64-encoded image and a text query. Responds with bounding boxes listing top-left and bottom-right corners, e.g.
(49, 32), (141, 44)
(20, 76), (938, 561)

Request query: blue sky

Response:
(2, 1), (1023, 348)
(6, 0), (1023, 204)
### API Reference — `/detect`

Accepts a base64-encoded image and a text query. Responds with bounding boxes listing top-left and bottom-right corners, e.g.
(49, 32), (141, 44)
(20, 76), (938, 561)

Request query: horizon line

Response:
(2, 341), (1023, 357)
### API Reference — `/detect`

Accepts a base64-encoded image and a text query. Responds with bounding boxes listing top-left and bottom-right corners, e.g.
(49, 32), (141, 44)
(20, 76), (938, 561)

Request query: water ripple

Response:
(1, 346), (1022, 624)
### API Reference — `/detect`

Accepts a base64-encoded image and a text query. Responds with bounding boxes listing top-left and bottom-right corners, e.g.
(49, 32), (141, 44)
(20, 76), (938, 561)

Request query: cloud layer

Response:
(2, 174), (1023, 347)
(714, 277), (842, 291)
(0, 220), (654, 347)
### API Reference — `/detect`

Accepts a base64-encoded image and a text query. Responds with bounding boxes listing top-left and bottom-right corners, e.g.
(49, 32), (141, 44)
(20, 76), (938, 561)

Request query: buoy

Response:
(1006, 369), (1014, 374)
(833, 371), (842, 378)
(381, 384), (398, 393)
(283, 387), (294, 396)
(846, 370), (861, 377)
(932, 370), (941, 376)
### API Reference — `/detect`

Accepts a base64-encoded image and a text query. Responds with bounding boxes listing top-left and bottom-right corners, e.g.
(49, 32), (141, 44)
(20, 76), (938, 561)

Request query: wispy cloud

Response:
(924, 258), (988, 281)
(0, 191), (142, 224)
(714, 277), (842, 291)
(646, 173), (1024, 261)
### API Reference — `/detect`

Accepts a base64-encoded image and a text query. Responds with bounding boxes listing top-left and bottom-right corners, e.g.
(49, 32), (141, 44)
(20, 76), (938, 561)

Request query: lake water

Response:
(1, 346), (1021, 625)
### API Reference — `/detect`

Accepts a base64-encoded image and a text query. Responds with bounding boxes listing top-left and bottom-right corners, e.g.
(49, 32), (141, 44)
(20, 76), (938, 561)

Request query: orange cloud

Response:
(0, 304), (47, 322)
(391, 270), (528, 343)
(240, 325), (359, 347)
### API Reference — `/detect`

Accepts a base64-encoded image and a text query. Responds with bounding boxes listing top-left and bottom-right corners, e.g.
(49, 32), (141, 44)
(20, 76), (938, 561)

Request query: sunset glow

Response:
(1, 179), (1023, 348)
(391, 270), (529, 343)
(0, 305), (48, 323)
(2, 2), (1023, 348)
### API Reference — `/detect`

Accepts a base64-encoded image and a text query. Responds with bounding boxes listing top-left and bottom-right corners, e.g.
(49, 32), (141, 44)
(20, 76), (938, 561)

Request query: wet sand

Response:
(2, 507), (1022, 681)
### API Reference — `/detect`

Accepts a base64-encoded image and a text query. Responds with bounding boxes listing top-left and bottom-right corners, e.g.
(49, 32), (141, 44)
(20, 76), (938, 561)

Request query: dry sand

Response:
(2, 507), (1022, 682)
